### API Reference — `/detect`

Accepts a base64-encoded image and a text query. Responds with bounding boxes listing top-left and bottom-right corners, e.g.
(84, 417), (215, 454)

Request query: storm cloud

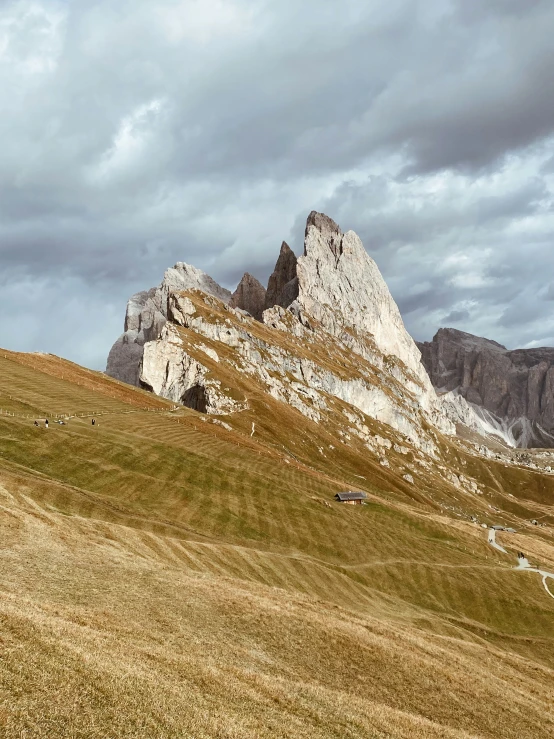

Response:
(1, 0), (554, 368)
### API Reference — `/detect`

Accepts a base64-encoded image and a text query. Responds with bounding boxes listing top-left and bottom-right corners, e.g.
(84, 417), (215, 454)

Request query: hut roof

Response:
(335, 492), (367, 502)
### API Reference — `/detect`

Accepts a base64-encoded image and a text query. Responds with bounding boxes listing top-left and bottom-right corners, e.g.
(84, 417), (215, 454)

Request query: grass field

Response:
(1, 349), (553, 738)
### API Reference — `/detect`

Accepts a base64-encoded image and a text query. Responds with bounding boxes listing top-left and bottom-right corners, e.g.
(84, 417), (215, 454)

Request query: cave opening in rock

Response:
(182, 384), (208, 413)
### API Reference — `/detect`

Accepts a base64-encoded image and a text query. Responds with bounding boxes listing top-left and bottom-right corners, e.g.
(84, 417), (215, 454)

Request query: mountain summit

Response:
(295, 211), (428, 384)
(107, 211), (554, 450)
(107, 212), (455, 451)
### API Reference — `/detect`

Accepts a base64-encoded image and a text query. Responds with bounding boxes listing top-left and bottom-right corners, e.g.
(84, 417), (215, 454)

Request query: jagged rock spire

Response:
(293, 211), (426, 384)
(230, 272), (266, 321)
(304, 211), (343, 259)
(264, 241), (298, 311)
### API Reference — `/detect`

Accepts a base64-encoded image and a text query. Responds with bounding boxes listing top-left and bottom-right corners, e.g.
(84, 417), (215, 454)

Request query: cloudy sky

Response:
(1, 0), (554, 369)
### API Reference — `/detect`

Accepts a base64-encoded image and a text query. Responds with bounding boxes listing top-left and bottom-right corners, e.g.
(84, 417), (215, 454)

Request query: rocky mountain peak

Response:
(107, 211), (459, 448)
(292, 212), (427, 385)
(106, 262), (230, 385)
(164, 263), (232, 305)
(263, 241), (298, 311)
(230, 272), (266, 320)
(304, 211), (343, 260)
(433, 327), (507, 352)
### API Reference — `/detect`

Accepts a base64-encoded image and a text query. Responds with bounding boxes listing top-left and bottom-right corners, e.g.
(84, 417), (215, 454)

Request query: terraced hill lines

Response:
(1, 353), (554, 736)
(1, 470), (553, 739)
(0, 351), (171, 417)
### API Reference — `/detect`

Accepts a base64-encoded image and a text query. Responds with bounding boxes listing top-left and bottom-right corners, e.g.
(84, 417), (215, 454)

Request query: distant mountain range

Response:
(419, 329), (554, 448)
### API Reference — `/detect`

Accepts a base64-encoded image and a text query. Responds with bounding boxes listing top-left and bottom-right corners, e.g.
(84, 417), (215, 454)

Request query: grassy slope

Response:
(0, 350), (553, 738)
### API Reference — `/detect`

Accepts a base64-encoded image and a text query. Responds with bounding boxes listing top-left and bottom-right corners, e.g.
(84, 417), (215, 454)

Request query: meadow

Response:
(0, 349), (553, 738)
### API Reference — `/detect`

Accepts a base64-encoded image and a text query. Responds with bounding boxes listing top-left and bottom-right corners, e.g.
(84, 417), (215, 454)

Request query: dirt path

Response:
(487, 527), (507, 553)
(515, 557), (554, 600)
(487, 529), (554, 600)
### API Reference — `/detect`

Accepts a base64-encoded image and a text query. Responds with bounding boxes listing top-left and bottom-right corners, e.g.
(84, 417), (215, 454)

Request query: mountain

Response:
(419, 328), (554, 448)
(108, 212), (457, 455)
(2, 214), (554, 737)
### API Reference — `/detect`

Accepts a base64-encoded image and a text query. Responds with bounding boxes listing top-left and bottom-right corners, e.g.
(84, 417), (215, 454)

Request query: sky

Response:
(1, 0), (554, 370)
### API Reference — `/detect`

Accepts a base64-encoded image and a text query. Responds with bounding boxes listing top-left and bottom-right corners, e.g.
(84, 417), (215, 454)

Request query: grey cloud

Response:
(319, 160), (554, 349)
(454, 0), (549, 22)
(2, 0), (554, 368)
(321, 175), (548, 259)
(395, 287), (462, 318)
(443, 310), (470, 324)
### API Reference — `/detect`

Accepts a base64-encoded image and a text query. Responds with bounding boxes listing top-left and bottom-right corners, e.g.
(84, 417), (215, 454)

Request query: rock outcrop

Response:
(419, 328), (554, 447)
(106, 263), (231, 386)
(290, 211), (431, 390)
(230, 273), (266, 320)
(139, 290), (447, 453)
(264, 242), (298, 310)
(117, 212), (458, 452)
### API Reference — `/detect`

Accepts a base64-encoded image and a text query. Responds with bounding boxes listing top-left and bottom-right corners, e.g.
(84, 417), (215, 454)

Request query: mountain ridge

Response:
(106, 213), (554, 451)
(109, 211), (457, 452)
(419, 327), (554, 448)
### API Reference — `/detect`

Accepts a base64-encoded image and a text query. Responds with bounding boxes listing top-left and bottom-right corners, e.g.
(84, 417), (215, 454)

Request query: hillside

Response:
(1, 349), (554, 738)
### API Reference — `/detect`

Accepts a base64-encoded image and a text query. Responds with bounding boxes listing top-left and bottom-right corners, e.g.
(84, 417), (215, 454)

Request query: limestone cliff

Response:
(286, 212), (437, 410)
(106, 263), (231, 386)
(129, 212), (457, 451)
(419, 328), (554, 448)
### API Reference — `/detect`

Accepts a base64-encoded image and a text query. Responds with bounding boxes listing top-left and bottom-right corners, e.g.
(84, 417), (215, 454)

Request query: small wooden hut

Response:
(334, 492), (367, 505)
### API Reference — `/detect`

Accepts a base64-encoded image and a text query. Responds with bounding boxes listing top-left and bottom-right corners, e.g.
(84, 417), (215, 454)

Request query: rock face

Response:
(264, 212), (451, 431)
(112, 211), (458, 452)
(139, 290), (448, 453)
(230, 273), (266, 321)
(289, 212), (430, 389)
(141, 317), (246, 416)
(264, 242), (298, 311)
(418, 328), (554, 447)
(106, 263), (231, 386)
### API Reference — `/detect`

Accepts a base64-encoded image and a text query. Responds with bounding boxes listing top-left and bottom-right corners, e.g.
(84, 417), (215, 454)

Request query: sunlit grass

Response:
(0, 349), (553, 737)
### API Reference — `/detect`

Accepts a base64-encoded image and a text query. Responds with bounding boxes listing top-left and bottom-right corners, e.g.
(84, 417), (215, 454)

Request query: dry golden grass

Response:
(0, 350), (170, 415)
(1, 351), (554, 737)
